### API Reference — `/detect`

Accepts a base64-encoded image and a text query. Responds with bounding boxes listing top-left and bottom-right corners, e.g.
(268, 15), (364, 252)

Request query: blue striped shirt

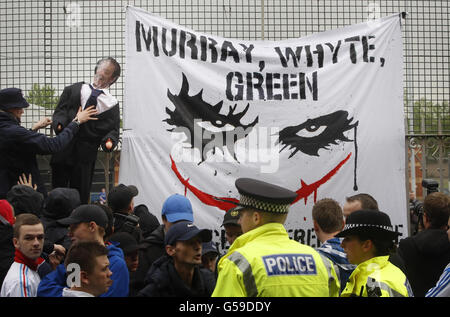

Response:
(316, 237), (356, 292)
(426, 263), (450, 297)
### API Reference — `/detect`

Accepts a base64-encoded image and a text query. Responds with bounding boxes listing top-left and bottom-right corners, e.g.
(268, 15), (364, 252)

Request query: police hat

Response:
(335, 209), (400, 240)
(0, 88), (30, 110)
(222, 207), (240, 226)
(234, 178), (297, 214)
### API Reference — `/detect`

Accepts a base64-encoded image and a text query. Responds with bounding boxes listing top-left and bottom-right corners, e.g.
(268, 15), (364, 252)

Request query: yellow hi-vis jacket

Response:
(340, 256), (413, 297)
(212, 223), (340, 297)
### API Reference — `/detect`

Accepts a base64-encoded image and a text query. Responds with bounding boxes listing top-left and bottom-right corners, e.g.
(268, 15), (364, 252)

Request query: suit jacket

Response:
(397, 229), (450, 297)
(51, 82), (120, 165)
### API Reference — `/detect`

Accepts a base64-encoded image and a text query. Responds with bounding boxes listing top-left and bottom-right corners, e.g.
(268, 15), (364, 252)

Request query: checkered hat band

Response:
(240, 194), (290, 213)
(343, 223), (394, 232)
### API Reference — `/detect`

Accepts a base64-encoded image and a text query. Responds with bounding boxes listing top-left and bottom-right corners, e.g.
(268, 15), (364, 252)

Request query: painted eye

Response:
(278, 110), (358, 158)
(164, 73), (258, 163)
(296, 124), (327, 138)
(197, 121), (235, 132)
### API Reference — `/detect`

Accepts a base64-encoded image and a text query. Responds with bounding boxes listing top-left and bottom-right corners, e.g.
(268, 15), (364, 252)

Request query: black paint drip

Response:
(353, 124), (359, 191)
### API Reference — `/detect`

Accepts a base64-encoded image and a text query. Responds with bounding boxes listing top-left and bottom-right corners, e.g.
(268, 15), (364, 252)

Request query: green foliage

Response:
(406, 98), (450, 134)
(26, 83), (59, 110)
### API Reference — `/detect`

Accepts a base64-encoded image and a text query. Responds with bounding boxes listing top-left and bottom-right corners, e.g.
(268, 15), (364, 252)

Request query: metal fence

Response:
(1, 0), (448, 198)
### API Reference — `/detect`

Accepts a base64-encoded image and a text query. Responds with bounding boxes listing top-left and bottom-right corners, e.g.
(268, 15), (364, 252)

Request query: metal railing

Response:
(1, 0), (448, 195)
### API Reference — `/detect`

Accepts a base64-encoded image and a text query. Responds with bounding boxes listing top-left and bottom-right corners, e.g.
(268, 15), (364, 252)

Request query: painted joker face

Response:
(165, 74), (359, 212)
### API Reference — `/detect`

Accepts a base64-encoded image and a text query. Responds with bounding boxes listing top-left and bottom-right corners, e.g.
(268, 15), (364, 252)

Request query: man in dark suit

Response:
(51, 57), (121, 203)
(396, 192), (450, 297)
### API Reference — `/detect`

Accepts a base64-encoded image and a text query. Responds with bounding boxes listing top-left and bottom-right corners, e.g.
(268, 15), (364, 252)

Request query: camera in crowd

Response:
(113, 212), (141, 240)
(410, 179), (439, 235)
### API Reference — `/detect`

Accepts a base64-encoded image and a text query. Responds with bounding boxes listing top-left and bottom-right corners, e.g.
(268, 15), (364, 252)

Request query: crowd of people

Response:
(0, 57), (449, 298)
(0, 176), (448, 298)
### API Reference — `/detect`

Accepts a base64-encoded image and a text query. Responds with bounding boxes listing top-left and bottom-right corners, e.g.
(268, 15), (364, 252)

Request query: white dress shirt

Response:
(80, 83), (117, 114)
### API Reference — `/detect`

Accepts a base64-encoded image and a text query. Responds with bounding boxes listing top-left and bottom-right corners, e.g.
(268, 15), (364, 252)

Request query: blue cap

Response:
(164, 221), (212, 246)
(161, 194), (194, 223)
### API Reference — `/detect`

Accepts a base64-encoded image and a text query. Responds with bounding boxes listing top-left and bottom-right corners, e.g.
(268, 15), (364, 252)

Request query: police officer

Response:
(337, 210), (413, 297)
(212, 178), (340, 297)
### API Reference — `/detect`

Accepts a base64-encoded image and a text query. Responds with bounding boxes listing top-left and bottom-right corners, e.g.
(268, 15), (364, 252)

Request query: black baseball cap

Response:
(164, 221), (212, 246)
(202, 241), (219, 256)
(108, 232), (146, 255)
(57, 204), (108, 229)
(107, 184), (138, 212)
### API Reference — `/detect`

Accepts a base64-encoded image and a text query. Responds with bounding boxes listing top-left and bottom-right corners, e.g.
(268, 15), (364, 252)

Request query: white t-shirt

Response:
(62, 288), (95, 297)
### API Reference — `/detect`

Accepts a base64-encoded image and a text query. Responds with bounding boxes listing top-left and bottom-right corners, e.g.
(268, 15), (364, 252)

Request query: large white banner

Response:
(122, 6), (407, 250)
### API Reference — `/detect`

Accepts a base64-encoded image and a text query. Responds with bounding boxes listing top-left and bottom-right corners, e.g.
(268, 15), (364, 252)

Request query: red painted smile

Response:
(170, 152), (352, 212)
